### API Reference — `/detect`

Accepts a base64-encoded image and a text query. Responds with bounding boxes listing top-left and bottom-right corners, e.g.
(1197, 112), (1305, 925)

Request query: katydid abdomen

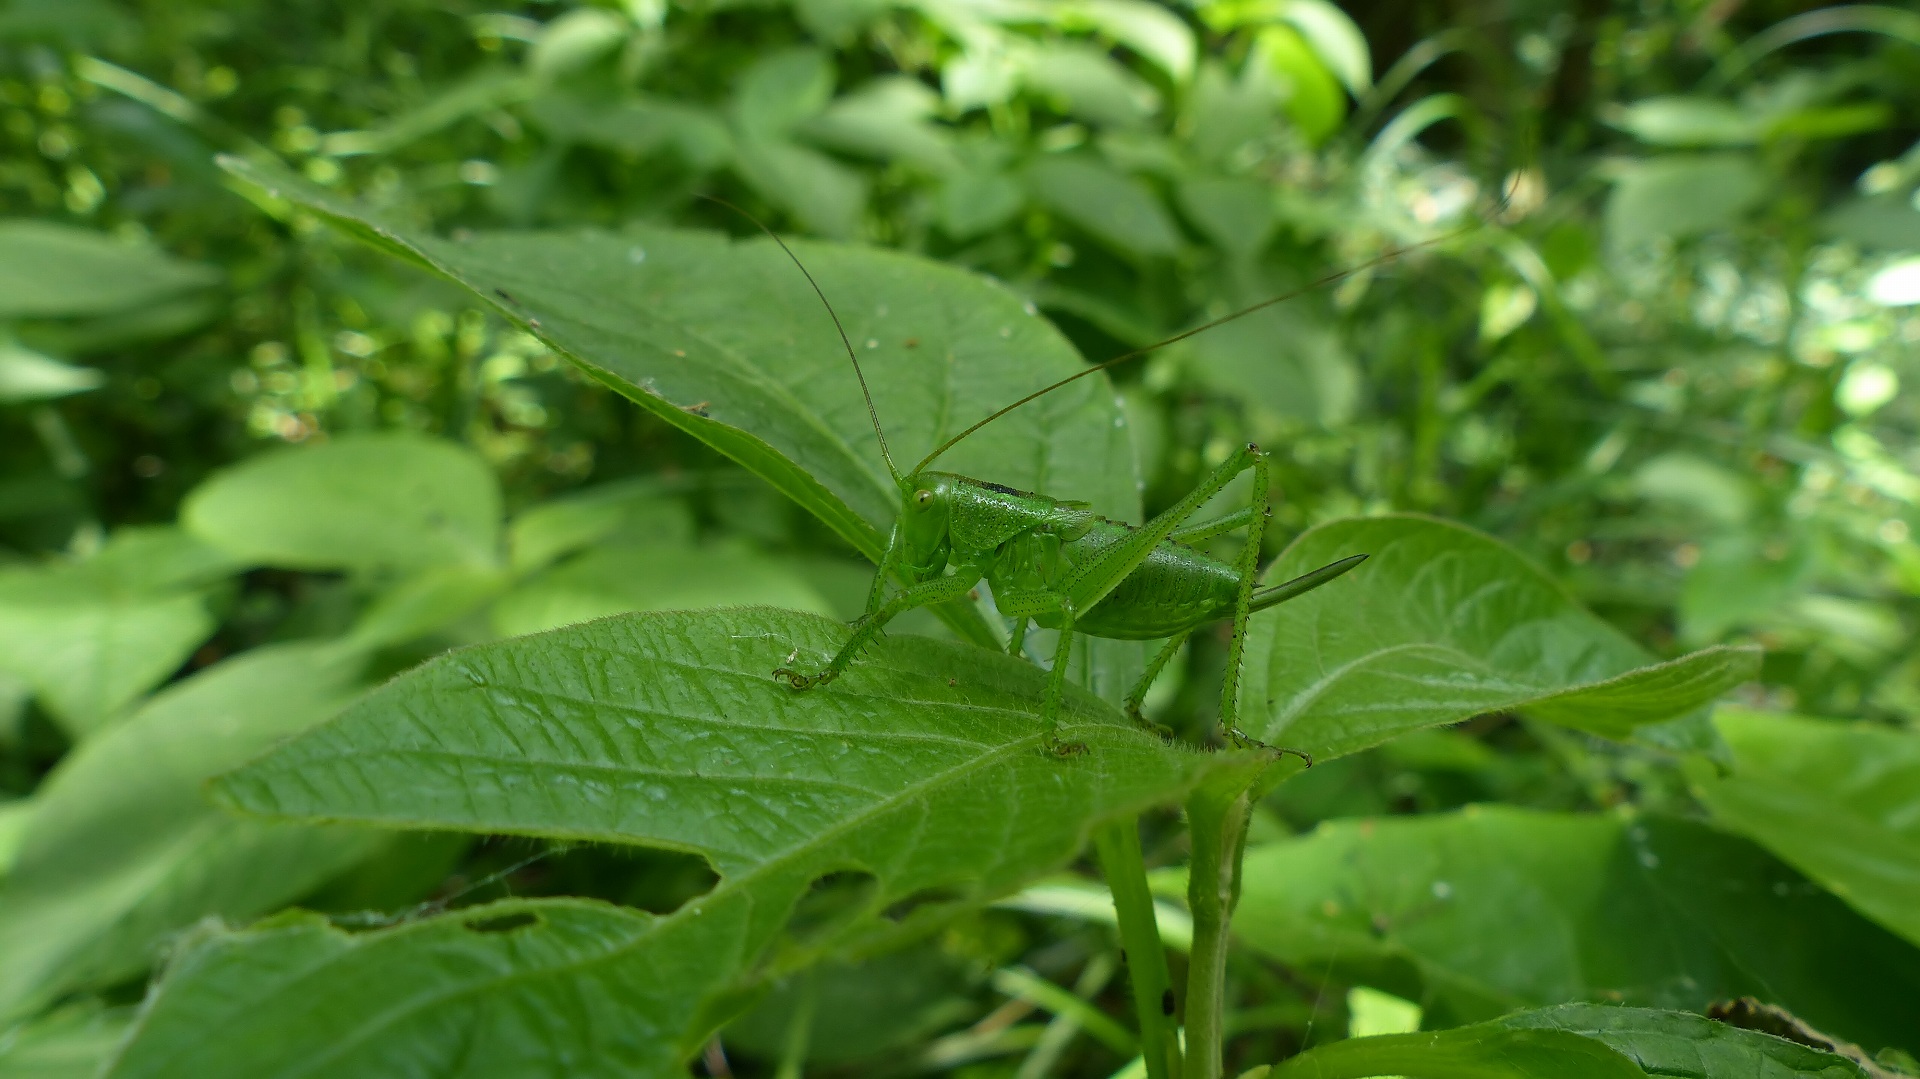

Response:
(1021, 520), (1240, 640)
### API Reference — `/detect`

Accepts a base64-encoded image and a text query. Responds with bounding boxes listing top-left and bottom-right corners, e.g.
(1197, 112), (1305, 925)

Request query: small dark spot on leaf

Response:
(683, 401), (711, 417)
(528, 318), (541, 328)
(947, 678), (956, 687)
(465, 911), (541, 934)
(904, 337), (919, 348)
(493, 288), (515, 303)
(1161, 988), (1176, 1015)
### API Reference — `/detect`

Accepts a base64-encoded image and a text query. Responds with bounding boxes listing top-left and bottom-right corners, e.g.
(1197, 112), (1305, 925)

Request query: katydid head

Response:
(896, 471), (954, 580)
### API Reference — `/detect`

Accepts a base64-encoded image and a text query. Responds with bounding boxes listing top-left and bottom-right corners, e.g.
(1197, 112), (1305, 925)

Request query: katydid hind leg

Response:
(1217, 447), (1271, 746)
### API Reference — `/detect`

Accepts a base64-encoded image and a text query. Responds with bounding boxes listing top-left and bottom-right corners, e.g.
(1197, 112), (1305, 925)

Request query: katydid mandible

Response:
(732, 211), (1444, 754)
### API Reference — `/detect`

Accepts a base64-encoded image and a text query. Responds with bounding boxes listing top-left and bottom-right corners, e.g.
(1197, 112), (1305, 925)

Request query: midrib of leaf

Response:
(483, 245), (895, 509)
(1269, 640), (1550, 726)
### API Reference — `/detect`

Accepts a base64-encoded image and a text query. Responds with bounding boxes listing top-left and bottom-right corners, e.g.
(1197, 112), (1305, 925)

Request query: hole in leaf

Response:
(464, 910), (541, 934)
(880, 884), (969, 925)
(785, 869), (878, 944)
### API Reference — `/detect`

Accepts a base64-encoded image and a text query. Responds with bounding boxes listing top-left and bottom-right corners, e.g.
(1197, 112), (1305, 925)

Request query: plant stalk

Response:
(1180, 772), (1260, 1079)
(1094, 816), (1180, 1079)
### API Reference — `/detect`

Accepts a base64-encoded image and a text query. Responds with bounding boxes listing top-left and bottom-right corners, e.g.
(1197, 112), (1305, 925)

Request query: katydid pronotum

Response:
(737, 209), (1444, 755)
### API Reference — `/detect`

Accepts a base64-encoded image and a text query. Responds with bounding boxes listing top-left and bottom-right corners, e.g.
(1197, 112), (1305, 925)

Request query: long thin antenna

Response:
(696, 194), (899, 483)
(910, 220), (1486, 477)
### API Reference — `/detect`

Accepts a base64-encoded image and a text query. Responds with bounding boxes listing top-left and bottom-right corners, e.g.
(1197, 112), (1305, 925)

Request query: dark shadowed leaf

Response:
(1242, 515), (1759, 760)
(1695, 708), (1920, 949)
(1232, 807), (1920, 1054)
(1270, 1020), (1645, 1078)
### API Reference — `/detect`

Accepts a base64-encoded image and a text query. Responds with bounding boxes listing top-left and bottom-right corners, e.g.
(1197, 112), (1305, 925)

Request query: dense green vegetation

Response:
(2, 0), (1919, 1076)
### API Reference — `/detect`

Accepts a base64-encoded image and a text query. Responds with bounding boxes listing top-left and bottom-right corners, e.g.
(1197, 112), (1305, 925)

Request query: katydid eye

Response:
(914, 489), (935, 507)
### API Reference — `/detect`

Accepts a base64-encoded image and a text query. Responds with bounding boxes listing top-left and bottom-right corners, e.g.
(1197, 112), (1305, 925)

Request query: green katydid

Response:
(736, 210), (1442, 755)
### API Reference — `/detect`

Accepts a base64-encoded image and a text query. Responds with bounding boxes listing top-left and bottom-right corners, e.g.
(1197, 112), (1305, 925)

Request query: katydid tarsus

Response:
(733, 207), (1449, 755)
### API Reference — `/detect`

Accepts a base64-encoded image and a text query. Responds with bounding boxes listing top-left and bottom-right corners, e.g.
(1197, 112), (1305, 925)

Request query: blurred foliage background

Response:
(2, 0), (1919, 1074)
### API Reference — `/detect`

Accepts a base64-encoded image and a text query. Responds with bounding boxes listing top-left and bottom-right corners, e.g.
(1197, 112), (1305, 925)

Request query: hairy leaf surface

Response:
(1269, 1022), (1646, 1079)
(1242, 515), (1759, 758)
(1232, 807), (1920, 1053)
(173, 607), (1222, 1075)
(1500, 1003), (1873, 1078)
(1696, 708), (1920, 949)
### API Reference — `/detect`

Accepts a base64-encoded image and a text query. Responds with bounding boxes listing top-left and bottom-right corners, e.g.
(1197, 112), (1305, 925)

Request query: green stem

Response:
(1181, 772), (1260, 1079)
(1094, 817), (1179, 1079)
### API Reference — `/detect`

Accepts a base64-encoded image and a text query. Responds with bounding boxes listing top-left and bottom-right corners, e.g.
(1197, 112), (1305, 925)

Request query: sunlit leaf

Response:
(166, 607), (1227, 1076)
(182, 432), (503, 573)
(1243, 515), (1760, 759)
(218, 157), (1141, 569)
(0, 1004), (134, 1079)
(1605, 154), (1766, 248)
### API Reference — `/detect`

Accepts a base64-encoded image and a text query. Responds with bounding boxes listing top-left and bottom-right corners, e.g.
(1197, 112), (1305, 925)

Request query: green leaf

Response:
(1278, 0), (1372, 95)
(1174, 176), (1277, 257)
(0, 528), (238, 736)
(1499, 1003), (1874, 1079)
(526, 9), (628, 82)
(217, 157), (1141, 568)
(1026, 155), (1184, 257)
(522, 96), (730, 168)
(732, 47), (835, 141)
(505, 480), (693, 574)
(0, 1004), (134, 1079)
(491, 540), (835, 637)
(0, 642), (383, 1022)
(175, 608), (1223, 1075)
(1242, 515), (1760, 760)
(0, 221), (218, 320)
(1604, 154), (1767, 249)
(1695, 708), (1920, 949)
(937, 168), (1026, 239)
(731, 136), (869, 239)
(799, 76), (959, 173)
(1016, 42), (1160, 129)
(1054, 0), (1197, 82)
(1252, 25), (1345, 145)
(1608, 97), (1757, 147)
(181, 432), (502, 573)
(1232, 807), (1920, 1054)
(1270, 1021), (1646, 1079)
(0, 343), (102, 402)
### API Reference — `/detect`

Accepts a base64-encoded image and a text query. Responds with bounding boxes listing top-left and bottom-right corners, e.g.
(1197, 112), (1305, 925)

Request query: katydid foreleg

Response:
(772, 565), (981, 689)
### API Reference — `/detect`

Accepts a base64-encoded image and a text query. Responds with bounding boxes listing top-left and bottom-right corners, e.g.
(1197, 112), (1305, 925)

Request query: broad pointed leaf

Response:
(1232, 807), (1920, 1054)
(1696, 708), (1920, 949)
(180, 608), (1223, 1075)
(217, 157), (1141, 567)
(1499, 1003), (1874, 1078)
(1242, 515), (1759, 760)
(0, 528), (237, 736)
(182, 432), (502, 573)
